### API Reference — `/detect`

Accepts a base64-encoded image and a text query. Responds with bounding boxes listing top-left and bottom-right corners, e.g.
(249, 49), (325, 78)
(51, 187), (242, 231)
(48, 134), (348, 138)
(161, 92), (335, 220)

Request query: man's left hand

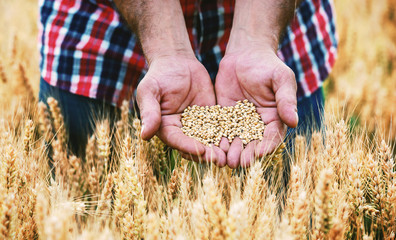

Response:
(215, 45), (298, 168)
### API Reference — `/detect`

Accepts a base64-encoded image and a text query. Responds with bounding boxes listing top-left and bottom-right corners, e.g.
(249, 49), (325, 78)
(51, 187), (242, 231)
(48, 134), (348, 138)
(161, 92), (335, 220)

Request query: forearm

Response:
(113, 0), (194, 64)
(228, 0), (303, 52)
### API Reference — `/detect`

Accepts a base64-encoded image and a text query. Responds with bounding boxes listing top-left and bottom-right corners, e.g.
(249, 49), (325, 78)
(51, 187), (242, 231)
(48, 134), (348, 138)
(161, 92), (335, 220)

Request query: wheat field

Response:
(0, 0), (395, 239)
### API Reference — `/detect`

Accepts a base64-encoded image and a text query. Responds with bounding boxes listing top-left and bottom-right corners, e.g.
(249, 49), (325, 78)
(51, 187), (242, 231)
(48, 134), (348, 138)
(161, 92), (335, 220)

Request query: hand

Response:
(215, 45), (298, 168)
(137, 55), (227, 166)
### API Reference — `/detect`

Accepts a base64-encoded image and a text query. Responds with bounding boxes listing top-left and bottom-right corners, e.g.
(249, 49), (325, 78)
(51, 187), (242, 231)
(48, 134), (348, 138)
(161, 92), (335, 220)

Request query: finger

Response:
(255, 121), (286, 158)
(240, 140), (258, 168)
(202, 145), (227, 167)
(136, 80), (161, 140)
(180, 151), (203, 163)
(213, 146), (227, 167)
(226, 137), (243, 169)
(272, 67), (298, 128)
(219, 137), (230, 153)
(158, 125), (205, 156)
(203, 145), (217, 164)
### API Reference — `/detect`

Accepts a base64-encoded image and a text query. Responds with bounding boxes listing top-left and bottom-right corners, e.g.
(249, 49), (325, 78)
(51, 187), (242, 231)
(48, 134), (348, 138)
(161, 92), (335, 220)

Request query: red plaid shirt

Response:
(39, 0), (337, 107)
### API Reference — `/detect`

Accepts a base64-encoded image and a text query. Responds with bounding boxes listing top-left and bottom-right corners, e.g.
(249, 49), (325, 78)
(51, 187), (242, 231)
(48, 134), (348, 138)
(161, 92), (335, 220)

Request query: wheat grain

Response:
(312, 169), (333, 239)
(203, 176), (230, 240)
(47, 97), (67, 148)
(254, 193), (277, 239)
(145, 212), (161, 240)
(96, 173), (114, 216)
(3, 146), (17, 192)
(34, 188), (49, 239)
(96, 120), (111, 176)
(294, 135), (306, 163)
(289, 191), (309, 240)
(181, 100), (265, 146)
(37, 102), (54, 142)
(86, 134), (97, 167)
(190, 201), (209, 240)
(18, 63), (35, 104)
(168, 167), (180, 201)
(0, 60), (7, 83)
(227, 200), (249, 240)
(88, 166), (100, 196)
(0, 194), (15, 239)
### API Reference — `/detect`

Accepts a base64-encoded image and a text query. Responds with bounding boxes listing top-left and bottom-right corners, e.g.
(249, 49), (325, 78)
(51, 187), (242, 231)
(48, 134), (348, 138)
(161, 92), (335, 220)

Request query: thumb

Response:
(136, 80), (161, 140)
(273, 66), (298, 128)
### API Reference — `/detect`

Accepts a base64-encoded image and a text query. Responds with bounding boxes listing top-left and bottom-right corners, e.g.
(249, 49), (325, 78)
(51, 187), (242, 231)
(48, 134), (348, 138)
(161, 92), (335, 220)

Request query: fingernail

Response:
(295, 112), (299, 124)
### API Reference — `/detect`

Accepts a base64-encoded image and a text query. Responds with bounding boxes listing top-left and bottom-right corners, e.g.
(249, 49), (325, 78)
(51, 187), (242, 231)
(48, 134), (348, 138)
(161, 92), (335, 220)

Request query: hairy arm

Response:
(216, 0), (304, 168)
(113, 0), (226, 166)
(113, 0), (194, 64)
(228, 0), (304, 52)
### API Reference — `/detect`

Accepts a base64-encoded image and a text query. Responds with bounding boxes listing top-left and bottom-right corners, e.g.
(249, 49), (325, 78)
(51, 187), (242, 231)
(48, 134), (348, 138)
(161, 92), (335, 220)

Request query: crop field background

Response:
(0, 0), (395, 239)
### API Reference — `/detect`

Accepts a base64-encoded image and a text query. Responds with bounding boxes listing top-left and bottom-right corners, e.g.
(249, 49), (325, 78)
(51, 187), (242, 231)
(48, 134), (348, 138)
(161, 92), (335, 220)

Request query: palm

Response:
(137, 56), (226, 166)
(215, 49), (297, 168)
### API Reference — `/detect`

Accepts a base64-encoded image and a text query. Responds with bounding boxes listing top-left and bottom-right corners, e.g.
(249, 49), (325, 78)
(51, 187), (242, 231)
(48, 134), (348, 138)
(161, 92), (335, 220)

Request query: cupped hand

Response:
(137, 55), (226, 166)
(215, 46), (298, 168)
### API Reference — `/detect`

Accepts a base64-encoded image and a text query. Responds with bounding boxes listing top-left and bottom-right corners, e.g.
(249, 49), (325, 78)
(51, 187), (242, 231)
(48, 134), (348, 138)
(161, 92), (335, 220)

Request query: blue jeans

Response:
(39, 78), (121, 157)
(288, 87), (324, 140)
(282, 87), (324, 202)
(39, 78), (324, 158)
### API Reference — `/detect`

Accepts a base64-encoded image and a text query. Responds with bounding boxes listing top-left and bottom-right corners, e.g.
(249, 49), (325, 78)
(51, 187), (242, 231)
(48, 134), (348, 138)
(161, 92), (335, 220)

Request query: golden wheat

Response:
(0, 0), (395, 239)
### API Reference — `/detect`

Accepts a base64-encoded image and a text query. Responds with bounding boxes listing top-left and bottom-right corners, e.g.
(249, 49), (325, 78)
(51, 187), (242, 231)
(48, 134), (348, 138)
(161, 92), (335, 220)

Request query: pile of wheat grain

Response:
(181, 100), (265, 146)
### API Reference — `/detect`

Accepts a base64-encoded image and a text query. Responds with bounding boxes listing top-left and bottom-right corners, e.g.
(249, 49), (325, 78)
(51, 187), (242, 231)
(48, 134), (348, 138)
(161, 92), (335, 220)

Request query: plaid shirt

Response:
(39, 0), (337, 107)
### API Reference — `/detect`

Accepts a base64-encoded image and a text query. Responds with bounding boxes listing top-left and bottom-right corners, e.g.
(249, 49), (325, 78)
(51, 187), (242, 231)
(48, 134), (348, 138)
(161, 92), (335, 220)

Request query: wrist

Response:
(226, 29), (279, 55)
(113, 0), (195, 65)
(141, 39), (195, 65)
(227, 0), (297, 55)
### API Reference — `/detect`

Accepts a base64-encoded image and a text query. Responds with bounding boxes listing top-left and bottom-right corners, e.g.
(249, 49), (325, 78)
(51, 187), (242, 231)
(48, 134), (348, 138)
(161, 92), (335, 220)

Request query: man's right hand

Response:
(136, 55), (227, 167)
(113, 0), (226, 166)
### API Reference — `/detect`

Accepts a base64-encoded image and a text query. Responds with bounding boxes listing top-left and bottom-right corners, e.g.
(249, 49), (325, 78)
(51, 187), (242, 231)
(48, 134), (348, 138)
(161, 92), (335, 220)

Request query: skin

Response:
(113, 0), (302, 168)
(114, 0), (226, 166)
(216, 0), (303, 168)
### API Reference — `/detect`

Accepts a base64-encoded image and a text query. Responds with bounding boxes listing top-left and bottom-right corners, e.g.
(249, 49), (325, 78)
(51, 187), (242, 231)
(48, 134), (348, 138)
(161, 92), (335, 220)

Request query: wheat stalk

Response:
(203, 175), (230, 240)
(0, 194), (15, 239)
(312, 169), (333, 239)
(0, 60), (8, 83)
(37, 102), (54, 142)
(47, 97), (67, 148)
